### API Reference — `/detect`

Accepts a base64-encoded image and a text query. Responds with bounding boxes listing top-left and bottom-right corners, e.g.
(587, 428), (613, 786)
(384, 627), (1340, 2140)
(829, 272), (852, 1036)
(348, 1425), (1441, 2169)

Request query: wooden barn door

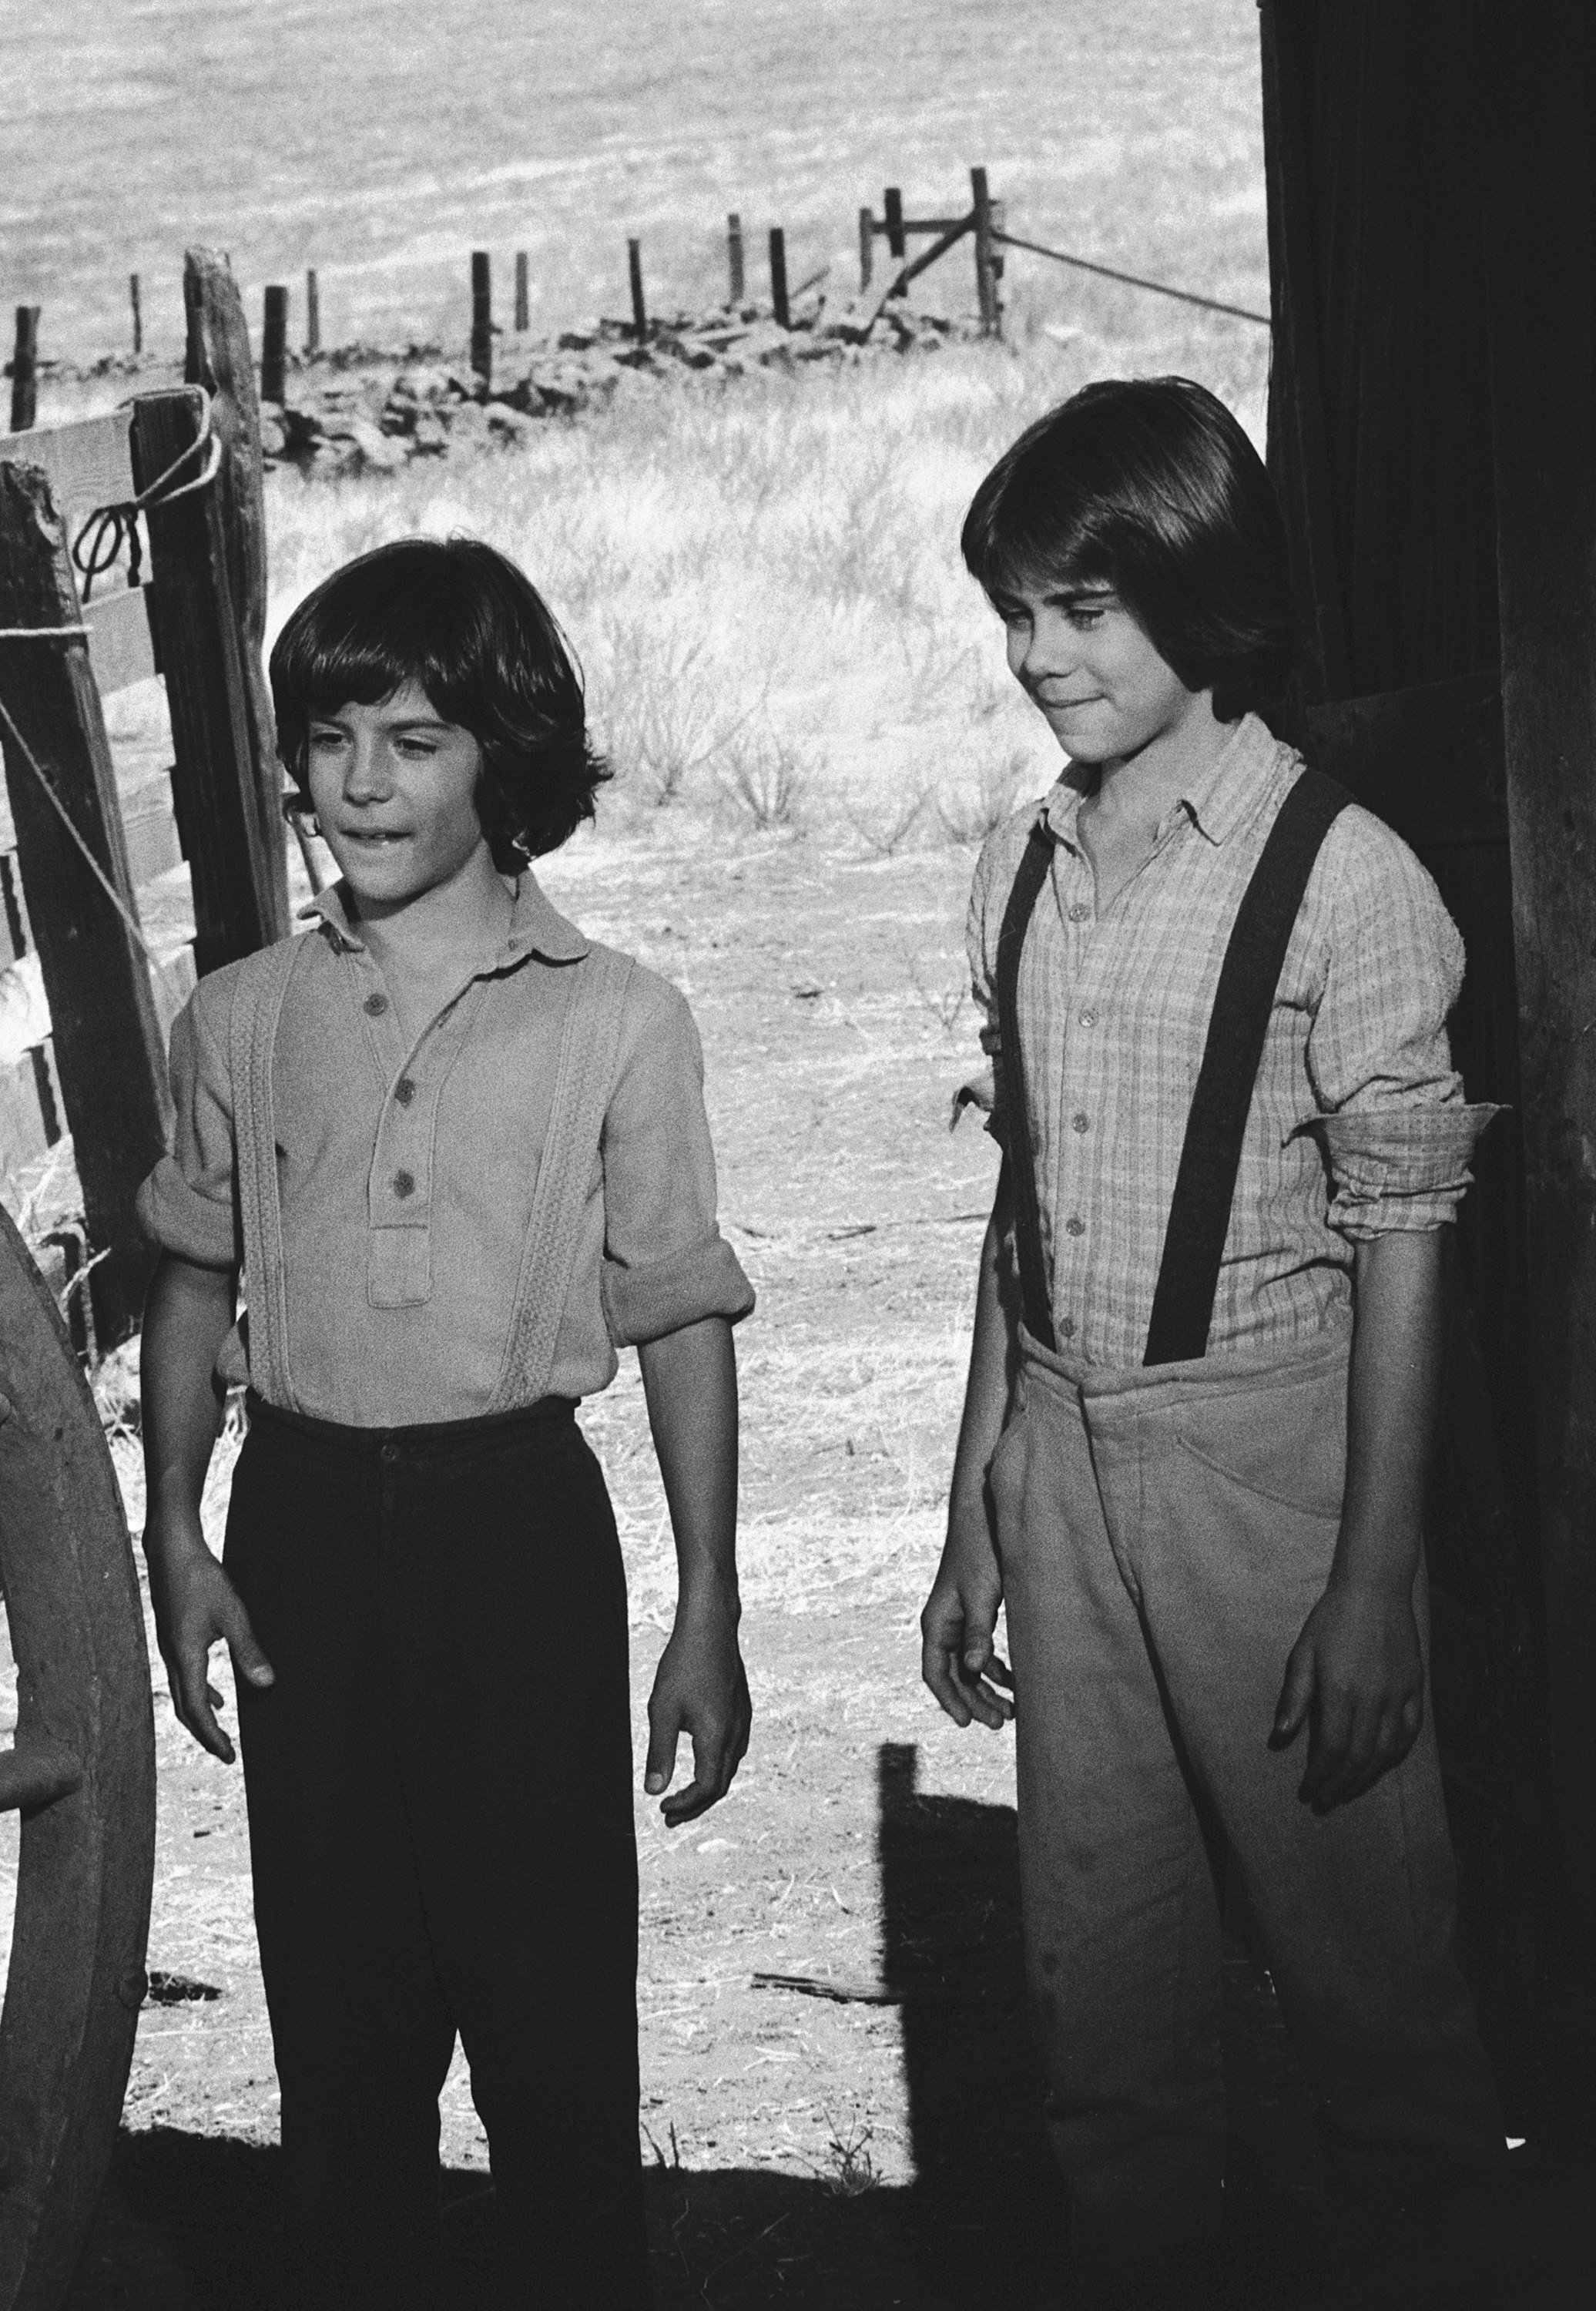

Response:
(1257, 0), (1591, 2120)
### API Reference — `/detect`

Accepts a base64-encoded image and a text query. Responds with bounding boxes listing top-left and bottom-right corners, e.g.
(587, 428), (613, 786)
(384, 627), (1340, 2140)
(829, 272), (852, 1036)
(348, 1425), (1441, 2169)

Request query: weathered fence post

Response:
(305, 267), (320, 356)
(514, 251), (529, 332)
(129, 273), (142, 357)
(181, 247), (288, 941)
(470, 251), (492, 384)
(628, 239), (648, 340)
(0, 467), (171, 1337)
(9, 309), (39, 434)
(134, 388), (282, 979)
(971, 166), (1001, 336)
(261, 285), (288, 404)
(770, 229), (790, 329)
(884, 188), (906, 261)
(727, 213), (745, 304)
(858, 206), (874, 292)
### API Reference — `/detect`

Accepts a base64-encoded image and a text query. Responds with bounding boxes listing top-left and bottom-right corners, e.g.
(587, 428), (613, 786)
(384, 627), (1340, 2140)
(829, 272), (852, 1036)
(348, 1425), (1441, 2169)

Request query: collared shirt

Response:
(137, 874), (753, 1426)
(964, 713), (1494, 1369)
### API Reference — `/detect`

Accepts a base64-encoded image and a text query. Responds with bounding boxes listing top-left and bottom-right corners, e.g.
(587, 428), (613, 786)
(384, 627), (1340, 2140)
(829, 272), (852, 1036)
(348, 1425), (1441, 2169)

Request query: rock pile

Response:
(258, 297), (979, 477)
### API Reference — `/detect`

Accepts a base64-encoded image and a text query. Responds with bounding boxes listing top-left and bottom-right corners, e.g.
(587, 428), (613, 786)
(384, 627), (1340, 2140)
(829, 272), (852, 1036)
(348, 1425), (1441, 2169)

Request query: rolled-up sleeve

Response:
(961, 830), (1009, 1148)
(1303, 808), (1501, 1236)
(598, 979), (754, 1347)
(134, 981), (241, 1270)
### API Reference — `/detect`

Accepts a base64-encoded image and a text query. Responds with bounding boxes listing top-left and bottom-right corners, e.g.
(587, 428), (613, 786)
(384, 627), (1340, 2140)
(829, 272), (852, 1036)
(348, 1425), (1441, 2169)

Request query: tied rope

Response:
(69, 389), (222, 603)
(0, 686), (189, 1003)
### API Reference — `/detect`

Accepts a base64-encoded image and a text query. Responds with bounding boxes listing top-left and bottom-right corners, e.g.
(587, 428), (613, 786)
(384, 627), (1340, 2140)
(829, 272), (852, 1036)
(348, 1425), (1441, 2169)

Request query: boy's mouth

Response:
(340, 828), (412, 846)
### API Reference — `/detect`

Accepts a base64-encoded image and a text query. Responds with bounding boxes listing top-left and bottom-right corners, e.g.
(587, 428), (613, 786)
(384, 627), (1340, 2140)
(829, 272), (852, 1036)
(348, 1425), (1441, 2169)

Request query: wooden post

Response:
(971, 166), (999, 336)
(305, 267), (320, 356)
(261, 285), (288, 404)
(884, 188), (906, 260)
(770, 228), (790, 329)
(859, 206), (875, 292)
(181, 248), (288, 943)
(0, 465), (171, 1337)
(628, 239), (648, 340)
(470, 251), (492, 384)
(514, 251), (528, 333)
(727, 213), (745, 304)
(129, 273), (142, 357)
(133, 388), (281, 978)
(987, 196), (1007, 340)
(10, 308), (39, 433)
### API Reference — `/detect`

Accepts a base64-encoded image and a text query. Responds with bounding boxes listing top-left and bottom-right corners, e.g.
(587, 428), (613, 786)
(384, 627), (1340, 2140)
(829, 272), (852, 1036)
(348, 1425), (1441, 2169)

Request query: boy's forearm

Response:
(1332, 1228), (1447, 1595)
(140, 1253), (236, 1531)
(947, 1165), (1017, 1539)
(637, 1316), (739, 1612)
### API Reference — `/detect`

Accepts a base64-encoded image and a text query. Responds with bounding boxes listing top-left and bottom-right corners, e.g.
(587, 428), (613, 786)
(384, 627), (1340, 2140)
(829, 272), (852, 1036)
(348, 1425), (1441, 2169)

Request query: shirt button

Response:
(364, 991), (388, 1017)
(1068, 903), (1090, 924)
(1078, 1008), (1097, 1027)
(1065, 1215), (1086, 1237)
(1071, 1112), (1091, 1133)
(393, 1169), (416, 1199)
(380, 1441), (399, 1466)
(1059, 1316), (1077, 1340)
(394, 1076), (417, 1105)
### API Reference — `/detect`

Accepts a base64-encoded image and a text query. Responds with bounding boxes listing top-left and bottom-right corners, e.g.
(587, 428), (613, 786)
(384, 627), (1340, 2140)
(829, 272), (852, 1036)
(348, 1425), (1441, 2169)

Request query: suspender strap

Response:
(487, 940), (635, 1412)
(994, 819), (1058, 1351)
(1142, 767), (1350, 1366)
(230, 933), (311, 1407)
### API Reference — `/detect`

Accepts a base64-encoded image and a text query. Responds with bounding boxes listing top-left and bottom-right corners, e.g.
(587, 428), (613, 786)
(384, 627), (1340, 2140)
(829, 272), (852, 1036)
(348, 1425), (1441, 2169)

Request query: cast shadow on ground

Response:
(64, 1742), (1591, 2308)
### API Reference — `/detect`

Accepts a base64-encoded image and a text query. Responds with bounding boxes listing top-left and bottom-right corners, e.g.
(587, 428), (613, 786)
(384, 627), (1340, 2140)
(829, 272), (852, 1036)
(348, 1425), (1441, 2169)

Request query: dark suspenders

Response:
(993, 768), (1351, 1366)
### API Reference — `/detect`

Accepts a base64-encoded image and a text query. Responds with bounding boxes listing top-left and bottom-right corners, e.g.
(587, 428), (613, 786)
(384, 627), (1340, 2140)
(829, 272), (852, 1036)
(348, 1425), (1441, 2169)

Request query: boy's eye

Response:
(1067, 605), (1107, 629)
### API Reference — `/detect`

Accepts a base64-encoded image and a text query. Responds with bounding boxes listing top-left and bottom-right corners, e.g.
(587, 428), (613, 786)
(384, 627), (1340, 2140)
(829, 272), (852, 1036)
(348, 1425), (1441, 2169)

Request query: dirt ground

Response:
(5, 826), (1591, 2306)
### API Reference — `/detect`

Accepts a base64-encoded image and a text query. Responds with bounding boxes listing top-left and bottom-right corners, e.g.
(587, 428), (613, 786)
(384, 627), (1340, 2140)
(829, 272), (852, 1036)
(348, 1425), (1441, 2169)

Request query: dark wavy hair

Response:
(961, 377), (1298, 723)
(270, 535), (609, 867)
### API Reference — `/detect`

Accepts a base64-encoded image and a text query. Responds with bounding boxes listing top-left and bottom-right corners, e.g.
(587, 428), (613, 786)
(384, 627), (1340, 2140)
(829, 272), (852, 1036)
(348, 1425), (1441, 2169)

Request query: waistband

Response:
(243, 1389), (579, 1459)
(1016, 1319), (1351, 1409)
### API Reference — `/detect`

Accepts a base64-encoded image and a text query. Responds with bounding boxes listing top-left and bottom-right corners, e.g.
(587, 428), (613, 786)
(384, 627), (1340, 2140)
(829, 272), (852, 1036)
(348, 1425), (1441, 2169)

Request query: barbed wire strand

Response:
(992, 230), (1271, 327)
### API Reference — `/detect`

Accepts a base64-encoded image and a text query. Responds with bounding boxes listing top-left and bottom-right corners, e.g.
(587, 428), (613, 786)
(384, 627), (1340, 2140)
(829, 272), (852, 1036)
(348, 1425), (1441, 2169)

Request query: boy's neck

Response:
(1087, 695), (1236, 835)
(345, 847), (515, 983)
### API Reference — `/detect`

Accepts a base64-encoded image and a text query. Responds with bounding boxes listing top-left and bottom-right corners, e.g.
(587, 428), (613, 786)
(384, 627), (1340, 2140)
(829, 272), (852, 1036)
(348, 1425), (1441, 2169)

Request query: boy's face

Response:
(994, 580), (1205, 764)
(305, 680), (491, 915)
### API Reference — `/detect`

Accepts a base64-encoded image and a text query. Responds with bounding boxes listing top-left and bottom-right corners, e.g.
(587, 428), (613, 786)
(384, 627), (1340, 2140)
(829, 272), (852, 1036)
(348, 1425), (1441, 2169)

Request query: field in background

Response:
(9, 0), (1266, 374)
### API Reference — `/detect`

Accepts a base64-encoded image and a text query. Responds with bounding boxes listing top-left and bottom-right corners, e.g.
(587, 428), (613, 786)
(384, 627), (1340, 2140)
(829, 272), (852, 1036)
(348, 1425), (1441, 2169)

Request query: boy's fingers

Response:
(644, 1716), (679, 1797)
(1270, 1642), (1315, 1746)
(220, 1602), (276, 1689)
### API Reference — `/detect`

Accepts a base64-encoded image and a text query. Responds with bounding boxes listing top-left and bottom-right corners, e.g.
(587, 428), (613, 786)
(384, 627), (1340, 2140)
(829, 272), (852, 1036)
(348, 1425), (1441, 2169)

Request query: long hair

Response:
(270, 535), (609, 867)
(961, 377), (1298, 722)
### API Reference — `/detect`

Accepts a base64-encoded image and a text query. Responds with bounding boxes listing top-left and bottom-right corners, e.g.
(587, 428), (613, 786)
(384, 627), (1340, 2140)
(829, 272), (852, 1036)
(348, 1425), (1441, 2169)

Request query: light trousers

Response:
(987, 1327), (1503, 2276)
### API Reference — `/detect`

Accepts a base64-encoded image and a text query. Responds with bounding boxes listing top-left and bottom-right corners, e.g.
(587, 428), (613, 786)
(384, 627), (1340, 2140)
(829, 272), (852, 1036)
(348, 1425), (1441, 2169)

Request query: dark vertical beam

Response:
(133, 389), (280, 977)
(858, 206), (874, 293)
(9, 309), (39, 434)
(260, 285), (288, 405)
(305, 267), (320, 356)
(884, 187), (905, 260)
(183, 247), (287, 941)
(1480, 1), (1596, 1954)
(628, 240), (647, 340)
(971, 166), (1000, 336)
(470, 250), (492, 384)
(726, 213), (745, 305)
(769, 228), (790, 329)
(129, 273), (142, 357)
(514, 250), (529, 333)
(1257, 2), (1351, 702)
(0, 465), (170, 1338)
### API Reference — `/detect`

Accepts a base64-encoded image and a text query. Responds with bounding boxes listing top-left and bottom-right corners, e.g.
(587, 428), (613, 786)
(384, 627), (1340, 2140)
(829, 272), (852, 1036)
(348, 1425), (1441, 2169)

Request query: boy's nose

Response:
(343, 737), (394, 799)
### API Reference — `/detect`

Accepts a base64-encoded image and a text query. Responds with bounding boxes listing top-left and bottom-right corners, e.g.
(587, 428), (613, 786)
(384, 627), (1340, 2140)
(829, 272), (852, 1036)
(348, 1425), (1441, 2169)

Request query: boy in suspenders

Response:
(920, 382), (1504, 2304)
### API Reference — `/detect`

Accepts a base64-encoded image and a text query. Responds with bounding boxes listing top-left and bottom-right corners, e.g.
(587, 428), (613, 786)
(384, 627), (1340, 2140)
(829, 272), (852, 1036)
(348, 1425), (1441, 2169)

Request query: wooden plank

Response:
(1298, 668), (1506, 846)
(0, 461), (170, 1340)
(82, 586), (158, 695)
(0, 409), (135, 532)
(132, 388), (280, 974)
(1480, 0), (1596, 1953)
(183, 247), (287, 938)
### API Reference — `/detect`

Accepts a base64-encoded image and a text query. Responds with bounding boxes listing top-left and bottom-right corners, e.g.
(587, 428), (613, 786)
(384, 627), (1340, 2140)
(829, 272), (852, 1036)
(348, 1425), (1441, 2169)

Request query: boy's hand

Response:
(145, 1512), (275, 1766)
(920, 1524), (1014, 1730)
(644, 1592), (751, 1826)
(1271, 1574), (1423, 1813)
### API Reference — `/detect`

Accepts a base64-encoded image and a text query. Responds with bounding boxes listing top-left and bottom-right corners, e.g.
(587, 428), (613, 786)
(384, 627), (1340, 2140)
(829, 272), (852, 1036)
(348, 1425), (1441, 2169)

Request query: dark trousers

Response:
(226, 1395), (652, 2311)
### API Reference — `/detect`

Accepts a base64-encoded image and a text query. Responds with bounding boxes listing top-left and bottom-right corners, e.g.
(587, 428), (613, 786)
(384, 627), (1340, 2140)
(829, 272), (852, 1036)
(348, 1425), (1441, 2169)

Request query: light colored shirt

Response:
(964, 713), (1495, 1369)
(137, 874), (753, 1426)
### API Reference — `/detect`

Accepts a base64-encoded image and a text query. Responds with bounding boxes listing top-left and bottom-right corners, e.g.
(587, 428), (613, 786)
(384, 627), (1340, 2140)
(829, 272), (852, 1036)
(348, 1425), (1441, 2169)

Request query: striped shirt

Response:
(964, 713), (1495, 1370)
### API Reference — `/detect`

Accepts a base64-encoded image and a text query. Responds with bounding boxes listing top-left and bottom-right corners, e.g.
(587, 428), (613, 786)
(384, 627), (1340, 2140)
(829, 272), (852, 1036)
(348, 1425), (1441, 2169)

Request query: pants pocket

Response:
(1172, 1361), (1348, 1522)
